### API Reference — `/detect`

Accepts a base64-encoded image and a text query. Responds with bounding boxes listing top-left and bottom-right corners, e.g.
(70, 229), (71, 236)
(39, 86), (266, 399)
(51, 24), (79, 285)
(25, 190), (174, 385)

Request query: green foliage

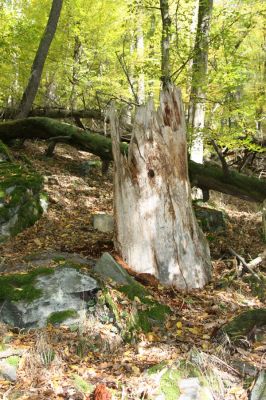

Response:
(0, 0), (264, 155)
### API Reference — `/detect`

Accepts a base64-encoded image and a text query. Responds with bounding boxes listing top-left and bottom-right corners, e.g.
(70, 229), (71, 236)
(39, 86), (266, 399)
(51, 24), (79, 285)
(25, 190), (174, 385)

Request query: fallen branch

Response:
(228, 248), (262, 280)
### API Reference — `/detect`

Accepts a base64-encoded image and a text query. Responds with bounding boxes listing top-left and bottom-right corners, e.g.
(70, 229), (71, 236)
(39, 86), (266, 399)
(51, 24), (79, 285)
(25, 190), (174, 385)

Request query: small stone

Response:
(0, 360), (17, 382)
(94, 252), (134, 285)
(93, 214), (114, 233)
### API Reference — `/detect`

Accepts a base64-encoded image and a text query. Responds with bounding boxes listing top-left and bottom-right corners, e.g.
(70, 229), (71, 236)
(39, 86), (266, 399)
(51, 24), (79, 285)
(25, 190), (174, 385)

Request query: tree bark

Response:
(110, 85), (212, 290)
(0, 117), (265, 203)
(160, 0), (172, 87)
(15, 0), (63, 119)
(188, 0), (213, 164)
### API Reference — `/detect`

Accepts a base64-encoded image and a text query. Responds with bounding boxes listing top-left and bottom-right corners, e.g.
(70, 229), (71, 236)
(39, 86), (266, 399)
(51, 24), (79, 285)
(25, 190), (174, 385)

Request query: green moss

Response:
(147, 361), (169, 375)
(243, 274), (266, 301)
(6, 356), (20, 367)
(47, 309), (78, 325)
(223, 309), (266, 340)
(118, 283), (171, 334)
(119, 282), (153, 304)
(73, 374), (94, 394)
(160, 368), (181, 400)
(0, 267), (54, 302)
(52, 256), (66, 262)
(148, 361), (210, 400)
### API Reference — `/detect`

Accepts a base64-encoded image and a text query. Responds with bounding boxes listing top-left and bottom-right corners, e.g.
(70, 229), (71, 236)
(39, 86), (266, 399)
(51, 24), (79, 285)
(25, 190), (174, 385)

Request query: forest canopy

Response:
(0, 0), (265, 155)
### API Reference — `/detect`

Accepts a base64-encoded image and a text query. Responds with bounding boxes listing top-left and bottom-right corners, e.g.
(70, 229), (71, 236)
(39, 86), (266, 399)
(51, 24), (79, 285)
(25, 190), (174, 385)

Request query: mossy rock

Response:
(101, 281), (171, 340)
(218, 309), (266, 343)
(147, 360), (213, 400)
(194, 205), (226, 233)
(0, 263), (99, 329)
(0, 267), (54, 302)
(0, 160), (47, 242)
(243, 274), (266, 301)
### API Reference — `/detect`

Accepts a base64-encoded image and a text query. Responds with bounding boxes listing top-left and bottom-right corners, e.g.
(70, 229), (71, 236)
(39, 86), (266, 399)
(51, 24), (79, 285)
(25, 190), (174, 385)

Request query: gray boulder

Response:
(0, 360), (17, 382)
(94, 252), (134, 285)
(0, 266), (99, 328)
(194, 206), (226, 233)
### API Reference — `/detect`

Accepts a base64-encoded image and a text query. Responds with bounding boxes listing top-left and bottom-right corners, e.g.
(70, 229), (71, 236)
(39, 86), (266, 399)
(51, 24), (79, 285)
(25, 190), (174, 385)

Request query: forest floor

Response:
(0, 142), (265, 400)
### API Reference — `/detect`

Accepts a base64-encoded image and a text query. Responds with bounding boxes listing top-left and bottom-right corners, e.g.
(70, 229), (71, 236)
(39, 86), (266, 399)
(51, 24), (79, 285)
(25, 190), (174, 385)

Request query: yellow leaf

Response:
(132, 365), (140, 374)
(70, 365), (79, 370)
(229, 386), (244, 395)
(176, 321), (183, 329)
(202, 334), (210, 340)
(202, 342), (209, 350)
(33, 238), (42, 246)
(187, 327), (200, 335)
(176, 329), (183, 336)
(0, 380), (10, 385)
(146, 332), (159, 342)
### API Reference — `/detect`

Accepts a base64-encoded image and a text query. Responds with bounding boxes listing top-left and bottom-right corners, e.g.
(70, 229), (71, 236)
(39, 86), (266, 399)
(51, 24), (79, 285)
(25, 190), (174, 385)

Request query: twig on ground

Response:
(228, 248), (262, 280)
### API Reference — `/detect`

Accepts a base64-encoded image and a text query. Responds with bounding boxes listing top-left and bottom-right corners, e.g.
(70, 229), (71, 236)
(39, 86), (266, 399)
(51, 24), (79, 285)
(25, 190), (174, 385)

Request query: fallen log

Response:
(1, 107), (102, 121)
(0, 117), (265, 203)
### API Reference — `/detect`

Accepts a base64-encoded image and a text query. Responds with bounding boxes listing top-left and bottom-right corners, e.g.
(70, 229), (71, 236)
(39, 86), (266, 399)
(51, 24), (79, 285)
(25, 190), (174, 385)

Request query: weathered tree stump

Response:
(110, 85), (212, 290)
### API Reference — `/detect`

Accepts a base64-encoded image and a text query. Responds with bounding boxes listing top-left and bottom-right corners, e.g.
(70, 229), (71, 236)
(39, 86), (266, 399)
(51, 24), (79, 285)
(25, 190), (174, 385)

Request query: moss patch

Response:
(222, 309), (266, 340)
(99, 282), (171, 339)
(0, 161), (45, 242)
(159, 368), (181, 400)
(73, 374), (94, 394)
(47, 309), (78, 325)
(243, 274), (266, 301)
(0, 267), (54, 302)
(6, 356), (20, 367)
(119, 283), (171, 332)
(147, 360), (208, 400)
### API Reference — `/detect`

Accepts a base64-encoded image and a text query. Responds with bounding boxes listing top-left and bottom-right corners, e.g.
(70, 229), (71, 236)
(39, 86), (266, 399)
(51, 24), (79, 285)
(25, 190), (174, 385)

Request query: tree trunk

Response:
(136, 25), (145, 104)
(160, 0), (171, 87)
(15, 0), (63, 119)
(0, 117), (265, 203)
(263, 199), (266, 242)
(110, 85), (212, 290)
(188, 0), (213, 164)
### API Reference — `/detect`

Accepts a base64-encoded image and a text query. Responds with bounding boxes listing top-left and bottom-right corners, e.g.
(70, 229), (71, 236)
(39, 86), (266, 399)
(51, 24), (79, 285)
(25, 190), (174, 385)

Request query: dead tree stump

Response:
(110, 85), (212, 290)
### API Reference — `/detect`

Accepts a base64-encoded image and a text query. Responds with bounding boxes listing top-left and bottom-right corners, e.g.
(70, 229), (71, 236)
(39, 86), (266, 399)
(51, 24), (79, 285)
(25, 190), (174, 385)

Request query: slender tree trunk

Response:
(160, 0), (171, 87)
(110, 85), (212, 290)
(15, 0), (63, 119)
(70, 35), (82, 110)
(263, 199), (266, 242)
(188, 0), (213, 164)
(136, 25), (145, 104)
